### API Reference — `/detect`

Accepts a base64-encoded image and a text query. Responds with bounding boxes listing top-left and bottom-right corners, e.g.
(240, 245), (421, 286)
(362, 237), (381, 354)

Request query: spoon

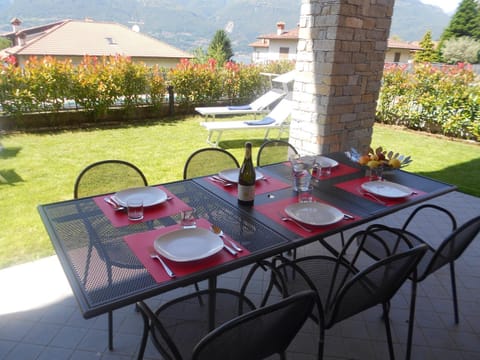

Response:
(210, 225), (243, 252)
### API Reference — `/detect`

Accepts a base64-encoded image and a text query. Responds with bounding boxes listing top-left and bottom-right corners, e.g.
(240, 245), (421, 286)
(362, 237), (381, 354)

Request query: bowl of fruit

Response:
(348, 146), (412, 180)
(358, 147), (412, 169)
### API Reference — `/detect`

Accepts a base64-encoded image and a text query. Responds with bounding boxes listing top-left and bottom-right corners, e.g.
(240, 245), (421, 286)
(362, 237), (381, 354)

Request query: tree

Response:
(414, 31), (440, 63)
(191, 47), (209, 64)
(441, 36), (480, 63)
(207, 30), (234, 65)
(0, 37), (11, 51)
(440, 0), (480, 43)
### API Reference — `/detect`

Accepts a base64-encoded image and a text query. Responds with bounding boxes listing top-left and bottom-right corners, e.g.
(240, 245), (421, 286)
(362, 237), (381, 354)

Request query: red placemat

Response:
(312, 163), (360, 180)
(93, 186), (191, 228)
(124, 218), (250, 283)
(334, 177), (426, 206)
(255, 197), (358, 236)
(205, 175), (290, 196)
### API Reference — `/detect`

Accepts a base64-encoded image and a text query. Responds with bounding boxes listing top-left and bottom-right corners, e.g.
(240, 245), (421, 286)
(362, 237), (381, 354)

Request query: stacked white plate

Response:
(285, 202), (344, 226)
(218, 168), (264, 183)
(361, 180), (413, 198)
(113, 187), (168, 207)
(154, 228), (223, 262)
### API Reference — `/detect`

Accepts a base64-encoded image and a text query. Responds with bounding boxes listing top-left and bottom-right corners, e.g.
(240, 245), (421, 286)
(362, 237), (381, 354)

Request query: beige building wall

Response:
(385, 48), (412, 63)
(290, 0), (395, 155)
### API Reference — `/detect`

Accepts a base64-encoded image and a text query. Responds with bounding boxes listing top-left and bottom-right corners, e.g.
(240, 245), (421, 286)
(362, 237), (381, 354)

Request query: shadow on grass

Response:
(418, 157), (480, 197)
(0, 169), (24, 185)
(0, 146), (22, 159)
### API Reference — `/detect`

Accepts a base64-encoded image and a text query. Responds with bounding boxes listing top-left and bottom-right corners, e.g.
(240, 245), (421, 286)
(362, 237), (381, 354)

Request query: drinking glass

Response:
(289, 154), (316, 191)
(127, 198), (144, 221)
(181, 208), (197, 228)
(298, 185), (313, 203)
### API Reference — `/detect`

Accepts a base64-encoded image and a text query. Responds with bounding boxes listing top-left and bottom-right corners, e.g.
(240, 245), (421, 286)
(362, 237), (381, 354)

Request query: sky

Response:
(420, 0), (461, 14)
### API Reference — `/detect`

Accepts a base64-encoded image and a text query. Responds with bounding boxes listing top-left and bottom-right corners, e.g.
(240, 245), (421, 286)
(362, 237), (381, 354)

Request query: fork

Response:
(209, 176), (233, 187)
(280, 216), (313, 232)
(149, 249), (175, 278)
(359, 189), (387, 205)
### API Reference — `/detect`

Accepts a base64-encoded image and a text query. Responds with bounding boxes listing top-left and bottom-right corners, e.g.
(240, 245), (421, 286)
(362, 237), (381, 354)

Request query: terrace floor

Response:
(1, 190), (479, 360)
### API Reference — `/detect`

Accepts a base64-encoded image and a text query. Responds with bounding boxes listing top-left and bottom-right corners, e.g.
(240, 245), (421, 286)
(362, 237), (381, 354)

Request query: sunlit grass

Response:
(0, 118), (478, 268)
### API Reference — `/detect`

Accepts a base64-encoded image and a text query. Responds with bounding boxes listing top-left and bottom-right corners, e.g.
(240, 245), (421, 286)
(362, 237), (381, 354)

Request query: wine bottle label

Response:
(237, 184), (255, 202)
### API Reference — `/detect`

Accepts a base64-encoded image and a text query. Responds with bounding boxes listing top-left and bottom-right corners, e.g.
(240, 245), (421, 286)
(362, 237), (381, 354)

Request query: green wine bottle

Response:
(238, 142), (256, 206)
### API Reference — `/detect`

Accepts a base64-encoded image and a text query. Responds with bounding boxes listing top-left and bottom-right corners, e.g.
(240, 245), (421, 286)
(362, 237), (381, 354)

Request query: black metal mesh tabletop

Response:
(38, 154), (456, 319)
(38, 180), (290, 318)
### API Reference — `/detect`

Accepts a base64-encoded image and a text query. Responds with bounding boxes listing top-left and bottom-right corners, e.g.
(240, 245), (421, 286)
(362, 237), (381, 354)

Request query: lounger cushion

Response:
(244, 117), (276, 126)
(228, 105), (252, 110)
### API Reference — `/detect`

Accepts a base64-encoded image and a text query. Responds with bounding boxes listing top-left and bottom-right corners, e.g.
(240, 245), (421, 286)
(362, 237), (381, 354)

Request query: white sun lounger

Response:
(200, 99), (293, 147)
(195, 89), (286, 120)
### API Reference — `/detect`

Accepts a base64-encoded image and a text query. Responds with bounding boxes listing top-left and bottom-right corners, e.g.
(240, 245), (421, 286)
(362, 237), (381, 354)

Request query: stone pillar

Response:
(290, 0), (395, 155)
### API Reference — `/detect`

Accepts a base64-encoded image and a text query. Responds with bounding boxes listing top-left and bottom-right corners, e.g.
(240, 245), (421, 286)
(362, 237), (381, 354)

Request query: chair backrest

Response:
(249, 89), (286, 111)
(183, 148), (240, 179)
(73, 160), (148, 198)
(192, 290), (317, 360)
(256, 140), (298, 167)
(425, 215), (480, 277)
(328, 245), (427, 326)
(265, 99), (294, 124)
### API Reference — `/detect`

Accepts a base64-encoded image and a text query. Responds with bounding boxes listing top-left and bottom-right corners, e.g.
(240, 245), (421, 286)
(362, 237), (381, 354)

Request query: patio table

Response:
(37, 151), (456, 347)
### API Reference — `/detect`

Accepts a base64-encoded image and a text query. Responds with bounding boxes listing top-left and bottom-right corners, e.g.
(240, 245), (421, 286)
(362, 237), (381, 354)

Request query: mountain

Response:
(0, 0), (451, 62)
(390, 0), (451, 41)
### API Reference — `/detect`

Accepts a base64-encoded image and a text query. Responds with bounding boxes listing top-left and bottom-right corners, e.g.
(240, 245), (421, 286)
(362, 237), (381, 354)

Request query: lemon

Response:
(367, 160), (380, 168)
(388, 158), (401, 169)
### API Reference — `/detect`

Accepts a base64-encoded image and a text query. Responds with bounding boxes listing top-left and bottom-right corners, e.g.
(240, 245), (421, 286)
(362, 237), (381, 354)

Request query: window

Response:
(394, 52), (401, 63)
(279, 47), (289, 59)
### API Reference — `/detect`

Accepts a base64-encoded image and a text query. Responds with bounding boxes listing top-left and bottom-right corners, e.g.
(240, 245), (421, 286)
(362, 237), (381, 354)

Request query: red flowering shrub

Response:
(377, 63), (480, 141)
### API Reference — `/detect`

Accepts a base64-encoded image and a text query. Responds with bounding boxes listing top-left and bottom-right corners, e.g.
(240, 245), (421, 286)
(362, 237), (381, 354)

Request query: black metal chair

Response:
(73, 159), (149, 350)
(183, 147), (240, 179)
(354, 205), (480, 360)
(136, 289), (318, 360)
(268, 227), (428, 360)
(74, 159), (148, 198)
(256, 139), (298, 167)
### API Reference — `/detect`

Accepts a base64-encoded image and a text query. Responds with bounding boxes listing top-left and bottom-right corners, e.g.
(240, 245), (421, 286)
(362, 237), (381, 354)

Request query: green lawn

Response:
(0, 118), (479, 269)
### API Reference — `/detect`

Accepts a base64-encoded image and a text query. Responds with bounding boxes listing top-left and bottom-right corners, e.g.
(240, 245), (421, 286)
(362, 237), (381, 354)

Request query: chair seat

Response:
(278, 255), (355, 326)
(137, 288), (318, 360)
(357, 226), (436, 281)
(150, 289), (256, 359)
(270, 227), (429, 360)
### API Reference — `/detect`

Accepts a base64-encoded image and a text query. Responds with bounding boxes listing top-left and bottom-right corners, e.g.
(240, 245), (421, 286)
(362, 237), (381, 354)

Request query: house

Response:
(0, 18), (193, 67)
(384, 39), (422, 63)
(250, 22), (298, 64)
(250, 22), (422, 64)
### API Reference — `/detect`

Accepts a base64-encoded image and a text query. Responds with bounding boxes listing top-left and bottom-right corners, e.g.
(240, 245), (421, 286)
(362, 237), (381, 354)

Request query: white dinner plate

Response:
(218, 168), (264, 183)
(285, 202), (344, 226)
(113, 187), (168, 207)
(154, 228), (223, 262)
(315, 156), (339, 168)
(361, 180), (413, 199)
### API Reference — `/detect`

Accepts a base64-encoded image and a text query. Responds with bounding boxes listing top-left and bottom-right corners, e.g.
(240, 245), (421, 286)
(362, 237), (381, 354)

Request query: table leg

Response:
(208, 276), (217, 331)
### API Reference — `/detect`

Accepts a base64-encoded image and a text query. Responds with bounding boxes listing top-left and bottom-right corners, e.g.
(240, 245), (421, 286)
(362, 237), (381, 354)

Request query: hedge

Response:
(377, 62), (480, 141)
(1, 56), (478, 142)
(0, 56), (293, 119)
